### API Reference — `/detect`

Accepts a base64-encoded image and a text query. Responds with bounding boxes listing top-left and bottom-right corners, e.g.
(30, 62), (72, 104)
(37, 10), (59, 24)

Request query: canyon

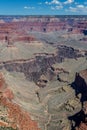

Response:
(0, 16), (87, 130)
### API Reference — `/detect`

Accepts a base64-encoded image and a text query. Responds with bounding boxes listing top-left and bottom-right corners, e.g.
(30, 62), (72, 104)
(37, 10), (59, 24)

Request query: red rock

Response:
(0, 17), (87, 42)
(0, 120), (8, 127)
(0, 73), (41, 130)
(76, 122), (87, 130)
(3, 88), (14, 100)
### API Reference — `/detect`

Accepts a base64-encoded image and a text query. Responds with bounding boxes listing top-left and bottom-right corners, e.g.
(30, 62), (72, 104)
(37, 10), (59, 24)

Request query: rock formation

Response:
(69, 69), (87, 130)
(0, 16), (87, 43)
(0, 45), (85, 82)
(0, 73), (41, 130)
(0, 16), (87, 130)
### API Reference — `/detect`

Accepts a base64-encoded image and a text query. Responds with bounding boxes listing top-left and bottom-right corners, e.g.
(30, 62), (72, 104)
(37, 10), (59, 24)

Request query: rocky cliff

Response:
(0, 45), (85, 82)
(0, 16), (87, 130)
(0, 73), (41, 130)
(0, 16), (87, 42)
(69, 69), (87, 130)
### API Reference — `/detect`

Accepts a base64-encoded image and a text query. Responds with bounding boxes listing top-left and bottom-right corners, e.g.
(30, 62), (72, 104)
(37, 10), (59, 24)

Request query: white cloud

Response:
(45, 1), (49, 4)
(24, 6), (35, 9)
(45, 0), (87, 7)
(64, 0), (74, 4)
(67, 5), (87, 13)
(51, 6), (55, 10)
(68, 0), (74, 3)
(76, 5), (84, 8)
(45, 0), (61, 5)
(51, 5), (63, 10)
(68, 6), (77, 12)
(45, 0), (75, 7)
(24, 6), (28, 9)
(51, 0), (60, 4)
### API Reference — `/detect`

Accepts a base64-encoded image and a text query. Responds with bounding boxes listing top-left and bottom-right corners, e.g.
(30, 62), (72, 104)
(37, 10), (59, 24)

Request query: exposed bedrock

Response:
(69, 69), (87, 130)
(0, 45), (85, 82)
(0, 16), (87, 34)
(0, 73), (41, 130)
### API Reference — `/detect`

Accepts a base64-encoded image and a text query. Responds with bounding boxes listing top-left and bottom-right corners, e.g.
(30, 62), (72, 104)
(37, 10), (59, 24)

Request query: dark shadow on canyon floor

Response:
(71, 72), (87, 106)
(68, 110), (86, 130)
(68, 72), (87, 130)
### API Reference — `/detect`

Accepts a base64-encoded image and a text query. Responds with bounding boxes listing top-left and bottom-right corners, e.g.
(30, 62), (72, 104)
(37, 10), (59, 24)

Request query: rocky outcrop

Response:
(0, 45), (84, 82)
(0, 16), (87, 130)
(69, 101), (87, 130)
(15, 35), (36, 42)
(1, 97), (41, 130)
(0, 16), (87, 42)
(57, 46), (82, 59)
(0, 73), (41, 130)
(69, 69), (87, 130)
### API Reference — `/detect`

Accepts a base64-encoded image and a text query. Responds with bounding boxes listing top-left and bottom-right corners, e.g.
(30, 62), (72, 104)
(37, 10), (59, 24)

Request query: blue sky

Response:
(0, 0), (87, 15)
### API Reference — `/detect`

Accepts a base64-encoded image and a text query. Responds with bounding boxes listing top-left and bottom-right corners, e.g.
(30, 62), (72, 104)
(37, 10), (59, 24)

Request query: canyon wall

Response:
(0, 16), (87, 42)
(0, 45), (85, 82)
(0, 73), (41, 130)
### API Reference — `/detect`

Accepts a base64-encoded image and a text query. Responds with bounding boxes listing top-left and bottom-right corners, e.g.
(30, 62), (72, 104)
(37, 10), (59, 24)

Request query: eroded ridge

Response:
(0, 73), (41, 130)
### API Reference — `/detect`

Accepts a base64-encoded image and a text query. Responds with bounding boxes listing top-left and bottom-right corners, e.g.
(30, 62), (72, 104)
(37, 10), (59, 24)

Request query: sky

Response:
(0, 0), (87, 15)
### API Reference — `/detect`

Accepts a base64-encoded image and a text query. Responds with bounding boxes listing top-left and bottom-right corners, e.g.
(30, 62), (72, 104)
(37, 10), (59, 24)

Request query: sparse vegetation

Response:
(0, 126), (18, 130)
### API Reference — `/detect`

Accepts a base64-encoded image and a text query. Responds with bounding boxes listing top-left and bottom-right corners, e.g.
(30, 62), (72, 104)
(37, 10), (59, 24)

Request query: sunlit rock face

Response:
(0, 16), (87, 41)
(0, 73), (41, 130)
(0, 16), (87, 130)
